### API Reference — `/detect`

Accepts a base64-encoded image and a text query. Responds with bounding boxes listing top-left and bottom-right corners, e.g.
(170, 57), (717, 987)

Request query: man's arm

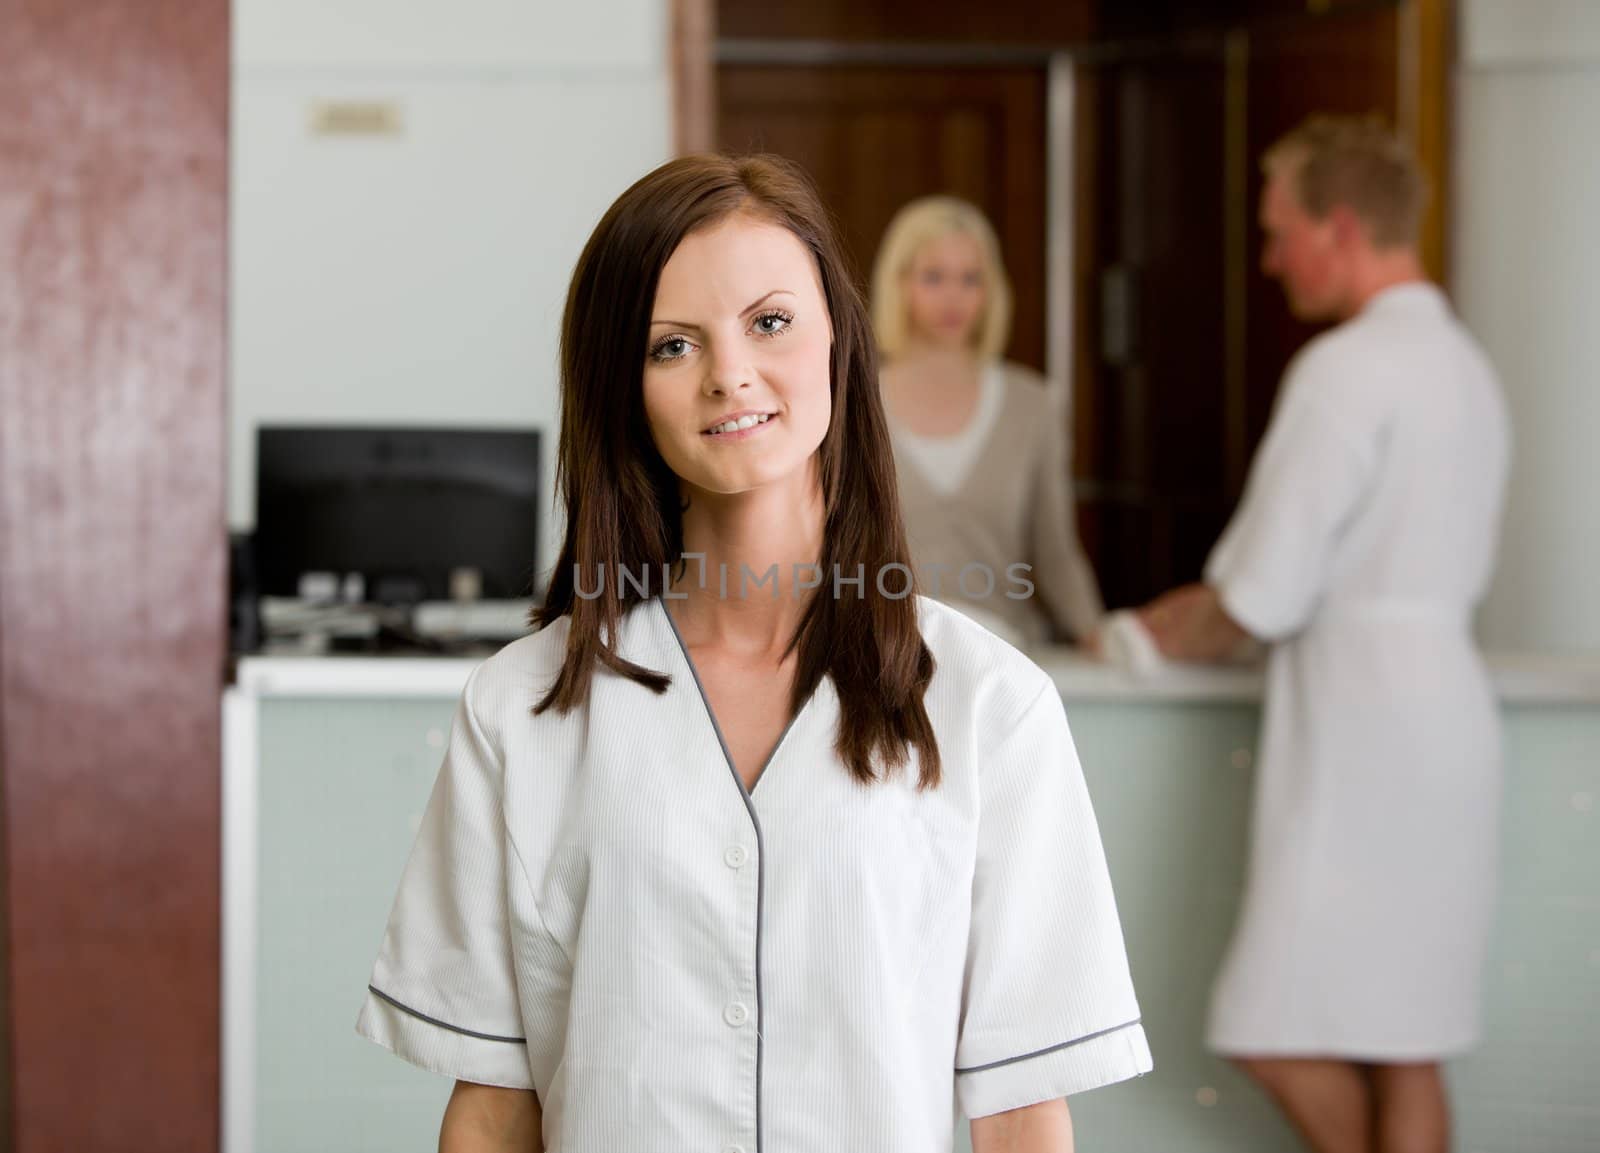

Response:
(971, 1097), (1074, 1153)
(1138, 583), (1253, 663)
(439, 1081), (542, 1153)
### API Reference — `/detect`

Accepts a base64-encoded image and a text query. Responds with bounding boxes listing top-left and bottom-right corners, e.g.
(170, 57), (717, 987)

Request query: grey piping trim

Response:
(368, 985), (528, 1045)
(955, 1018), (1143, 1075)
(658, 596), (807, 1153)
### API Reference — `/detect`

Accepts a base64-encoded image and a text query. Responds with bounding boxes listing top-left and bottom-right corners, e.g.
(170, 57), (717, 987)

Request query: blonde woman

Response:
(873, 197), (1103, 650)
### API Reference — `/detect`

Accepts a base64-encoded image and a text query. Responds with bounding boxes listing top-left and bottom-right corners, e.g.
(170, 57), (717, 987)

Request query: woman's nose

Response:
(704, 342), (753, 396)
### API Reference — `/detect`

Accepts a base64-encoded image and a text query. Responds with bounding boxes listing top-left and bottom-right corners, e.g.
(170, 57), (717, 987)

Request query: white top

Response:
(891, 362), (1005, 496)
(1202, 281), (1513, 1056)
(355, 594), (1152, 1150)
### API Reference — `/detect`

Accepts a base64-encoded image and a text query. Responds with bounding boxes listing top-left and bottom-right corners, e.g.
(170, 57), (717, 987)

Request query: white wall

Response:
(235, 1), (665, 71)
(1454, 0), (1600, 652)
(229, 0), (671, 580)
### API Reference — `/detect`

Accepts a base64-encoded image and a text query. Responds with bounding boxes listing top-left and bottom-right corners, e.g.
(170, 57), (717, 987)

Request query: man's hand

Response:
(1138, 583), (1252, 663)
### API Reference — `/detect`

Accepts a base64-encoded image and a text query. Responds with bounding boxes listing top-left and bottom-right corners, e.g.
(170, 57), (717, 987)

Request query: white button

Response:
(724, 845), (749, 869)
(723, 1001), (749, 1028)
(722, 1146), (746, 1153)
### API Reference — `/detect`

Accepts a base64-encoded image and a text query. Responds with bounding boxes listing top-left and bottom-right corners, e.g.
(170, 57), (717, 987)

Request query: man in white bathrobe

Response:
(1140, 117), (1510, 1153)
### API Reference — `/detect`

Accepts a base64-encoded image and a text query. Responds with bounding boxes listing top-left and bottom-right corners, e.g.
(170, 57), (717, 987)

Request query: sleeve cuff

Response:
(955, 1020), (1153, 1119)
(355, 986), (535, 1091)
(1208, 575), (1283, 643)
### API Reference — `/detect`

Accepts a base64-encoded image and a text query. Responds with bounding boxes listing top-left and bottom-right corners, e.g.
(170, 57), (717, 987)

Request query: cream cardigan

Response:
(887, 360), (1104, 647)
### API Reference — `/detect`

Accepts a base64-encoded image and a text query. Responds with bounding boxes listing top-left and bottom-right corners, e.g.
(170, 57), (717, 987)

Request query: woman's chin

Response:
(913, 329), (975, 352)
(687, 460), (812, 501)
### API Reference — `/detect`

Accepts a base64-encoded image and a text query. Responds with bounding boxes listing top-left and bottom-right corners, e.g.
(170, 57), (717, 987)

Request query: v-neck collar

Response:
(652, 595), (813, 799)
(891, 360), (1005, 497)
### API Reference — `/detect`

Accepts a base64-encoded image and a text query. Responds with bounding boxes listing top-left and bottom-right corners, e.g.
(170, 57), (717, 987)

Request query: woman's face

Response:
(642, 214), (833, 498)
(901, 230), (986, 350)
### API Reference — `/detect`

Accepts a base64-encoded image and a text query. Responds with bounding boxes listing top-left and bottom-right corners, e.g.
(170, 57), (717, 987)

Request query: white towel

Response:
(1099, 610), (1166, 679)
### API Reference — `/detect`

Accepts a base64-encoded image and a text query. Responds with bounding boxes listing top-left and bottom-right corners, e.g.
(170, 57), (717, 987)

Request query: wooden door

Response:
(718, 63), (1051, 371)
(1075, 0), (1448, 607)
(1074, 48), (1232, 607)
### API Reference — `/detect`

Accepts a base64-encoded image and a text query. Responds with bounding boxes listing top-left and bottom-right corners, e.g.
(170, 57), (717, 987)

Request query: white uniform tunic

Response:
(1204, 283), (1511, 1059)
(356, 594), (1152, 1151)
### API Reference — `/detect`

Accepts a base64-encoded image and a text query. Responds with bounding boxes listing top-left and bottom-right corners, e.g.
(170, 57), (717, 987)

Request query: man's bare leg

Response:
(1232, 1057), (1374, 1153)
(1369, 1062), (1449, 1153)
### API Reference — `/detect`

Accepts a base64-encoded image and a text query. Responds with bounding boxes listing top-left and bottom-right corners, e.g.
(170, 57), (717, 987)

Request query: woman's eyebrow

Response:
(650, 289), (798, 329)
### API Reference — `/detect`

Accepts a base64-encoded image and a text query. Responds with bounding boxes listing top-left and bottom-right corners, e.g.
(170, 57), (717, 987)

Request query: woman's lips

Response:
(703, 412), (777, 440)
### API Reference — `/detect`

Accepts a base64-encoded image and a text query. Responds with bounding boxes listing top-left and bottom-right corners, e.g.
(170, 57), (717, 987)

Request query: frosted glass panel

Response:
(250, 695), (1600, 1149)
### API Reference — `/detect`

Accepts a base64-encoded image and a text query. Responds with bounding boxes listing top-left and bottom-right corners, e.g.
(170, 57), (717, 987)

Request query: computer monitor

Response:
(254, 426), (541, 603)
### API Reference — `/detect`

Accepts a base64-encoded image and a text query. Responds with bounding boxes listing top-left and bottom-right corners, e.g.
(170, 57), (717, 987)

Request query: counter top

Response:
(234, 655), (482, 698)
(232, 648), (1600, 705)
(1042, 648), (1600, 704)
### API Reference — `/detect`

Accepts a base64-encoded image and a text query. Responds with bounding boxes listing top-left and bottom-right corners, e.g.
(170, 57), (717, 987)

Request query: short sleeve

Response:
(354, 663), (534, 1090)
(1204, 345), (1381, 641)
(955, 679), (1152, 1118)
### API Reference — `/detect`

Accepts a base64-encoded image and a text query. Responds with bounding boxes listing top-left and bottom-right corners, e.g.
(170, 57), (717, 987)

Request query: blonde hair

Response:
(1263, 115), (1429, 249)
(870, 196), (1013, 361)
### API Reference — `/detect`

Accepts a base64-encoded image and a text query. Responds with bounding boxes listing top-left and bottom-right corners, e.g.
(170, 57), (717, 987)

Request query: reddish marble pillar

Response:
(0, 1), (228, 1149)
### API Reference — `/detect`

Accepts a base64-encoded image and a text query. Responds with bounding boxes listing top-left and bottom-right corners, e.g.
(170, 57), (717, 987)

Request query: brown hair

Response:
(531, 153), (941, 789)
(1263, 115), (1428, 248)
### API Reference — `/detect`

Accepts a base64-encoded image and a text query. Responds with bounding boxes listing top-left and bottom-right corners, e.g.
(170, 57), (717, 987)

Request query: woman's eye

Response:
(650, 337), (692, 362)
(751, 311), (793, 337)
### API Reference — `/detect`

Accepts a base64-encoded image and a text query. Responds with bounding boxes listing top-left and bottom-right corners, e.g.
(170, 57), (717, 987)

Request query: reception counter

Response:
(223, 648), (1600, 1152)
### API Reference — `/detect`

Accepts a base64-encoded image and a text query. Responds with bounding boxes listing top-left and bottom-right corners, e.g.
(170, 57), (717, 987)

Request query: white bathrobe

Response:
(1204, 282), (1511, 1058)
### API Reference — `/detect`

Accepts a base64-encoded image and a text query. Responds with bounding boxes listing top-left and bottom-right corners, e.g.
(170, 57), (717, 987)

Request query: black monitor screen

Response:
(255, 426), (541, 602)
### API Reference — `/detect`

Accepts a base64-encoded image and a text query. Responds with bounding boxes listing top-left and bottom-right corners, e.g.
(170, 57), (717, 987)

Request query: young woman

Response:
(872, 196), (1104, 650)
(356, 154), (1150, 1153)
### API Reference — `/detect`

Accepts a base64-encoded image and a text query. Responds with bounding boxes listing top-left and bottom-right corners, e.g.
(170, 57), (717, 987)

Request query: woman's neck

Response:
(883, 340), (987, 436)
(667, 465), (825, 658)
(897, 337), (980, 371)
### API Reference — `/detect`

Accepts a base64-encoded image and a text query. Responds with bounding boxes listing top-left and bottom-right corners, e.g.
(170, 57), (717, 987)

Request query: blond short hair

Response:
(1263, 115), (1429, 249)
(870, 196), (1013, 360)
